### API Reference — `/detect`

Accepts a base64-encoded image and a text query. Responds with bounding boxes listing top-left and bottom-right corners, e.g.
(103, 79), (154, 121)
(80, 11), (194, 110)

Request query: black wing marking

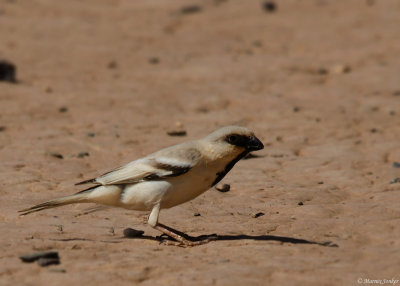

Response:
(143, 161), (191, 180)
(75, 178), (98, 186)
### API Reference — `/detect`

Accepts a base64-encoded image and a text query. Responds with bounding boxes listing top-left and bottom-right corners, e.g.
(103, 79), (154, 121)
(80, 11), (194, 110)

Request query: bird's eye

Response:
(227, 135), (239, 144)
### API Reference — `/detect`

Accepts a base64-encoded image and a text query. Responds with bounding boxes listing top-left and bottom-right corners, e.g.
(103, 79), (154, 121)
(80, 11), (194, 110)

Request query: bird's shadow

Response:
(123, 228), (338, 248)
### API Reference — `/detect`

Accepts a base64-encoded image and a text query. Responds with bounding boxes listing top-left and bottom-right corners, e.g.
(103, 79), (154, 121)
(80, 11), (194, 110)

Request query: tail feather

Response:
(18, 193), (89, 216)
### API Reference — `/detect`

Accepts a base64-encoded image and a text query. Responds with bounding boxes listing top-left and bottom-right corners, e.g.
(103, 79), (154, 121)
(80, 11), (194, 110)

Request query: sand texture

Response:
(1, 0), (400, 285)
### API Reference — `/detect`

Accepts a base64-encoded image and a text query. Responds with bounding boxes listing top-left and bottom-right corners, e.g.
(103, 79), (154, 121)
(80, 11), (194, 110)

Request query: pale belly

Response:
(89, 159), (230, 211)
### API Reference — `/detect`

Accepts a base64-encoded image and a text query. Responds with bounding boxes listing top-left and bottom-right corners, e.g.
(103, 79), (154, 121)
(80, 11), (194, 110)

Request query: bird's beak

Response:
(246, 135), (264, 151)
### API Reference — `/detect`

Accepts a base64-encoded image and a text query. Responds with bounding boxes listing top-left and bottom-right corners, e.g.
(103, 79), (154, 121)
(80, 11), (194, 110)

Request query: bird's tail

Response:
(18, 192), (90, 216)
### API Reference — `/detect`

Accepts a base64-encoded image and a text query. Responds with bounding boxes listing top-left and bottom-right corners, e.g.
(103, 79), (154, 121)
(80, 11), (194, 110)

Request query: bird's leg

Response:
(153, 223), (215, 247)
(148, 203), (215, 247)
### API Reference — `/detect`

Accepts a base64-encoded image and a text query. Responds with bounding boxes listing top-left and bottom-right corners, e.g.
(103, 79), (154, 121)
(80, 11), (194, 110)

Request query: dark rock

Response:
(0, 60), (17, 83)
(390, 178), (400, 184)
(252, 212), (265, 218)
(392, 162), (400, 168)
(262, 1), (276, 12)
(180, 5), (202, 14)
(77, 152), (89, 158)
(38, 257), (60, 267)
(87, 132), (95, 137)
(167, 130), (187, 136)
(298, 202), (304, 206)
(123, 228), (144, 238)
(20, 251), (59, 263)
(370, 128), (378, 133)
(0, 126), (6, 132)
(50, 152), (63, 159)
(107, 61), (118, 69)
(215, 183), (230, 192)
(318, 181), (324, 184)
(58, 107), (68, 113)
(194, 212), (201, 217)
(392, 90), (400, 96)
(148, 57), (160, 64)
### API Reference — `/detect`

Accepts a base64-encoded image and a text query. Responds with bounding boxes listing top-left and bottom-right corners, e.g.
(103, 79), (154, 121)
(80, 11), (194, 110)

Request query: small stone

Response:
(48, 268), (66, 273)
(392, 90), (400, 96)
(180, 5), (202, 14)
(390, 178), (400, 184)
(317, 68), (328, 75)
(298, 202), (304, 206)
(38, 257), (60, 267)
(77, 152), (89, 158)
(370, 128), (378, 133)
(318, 181), (324, 184)
(215, 183), (230, 192)
(50, 152), (63, 159)
(293, 106), (301, 112)
(392, 162), (400, 168)
(194, 212), (201, 217)
(20, 251), (59, 263)
(262, 1), (276, 12)
(123, 228), (144, 238)
(0, 126), (6, 132)
(45, 86), (53, 93)
(148, 57), (160, 64)
(58, 106), (68, 113)
(167, 130), (187, 137)
(331, 64), (351, 74)
(0, 60), (17, 83)
(252, 41), (263, 47)
(107, 60), (118, 69)
(252, 212), (265, 218)
(87, 132), (95, 137)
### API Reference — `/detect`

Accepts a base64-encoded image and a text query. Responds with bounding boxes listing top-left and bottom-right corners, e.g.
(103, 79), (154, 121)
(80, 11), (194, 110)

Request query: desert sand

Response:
(1, 0), (400, 285)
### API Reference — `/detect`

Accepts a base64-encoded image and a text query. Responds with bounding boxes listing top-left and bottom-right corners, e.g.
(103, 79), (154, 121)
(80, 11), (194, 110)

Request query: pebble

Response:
(390, 178), (400, 184)
(331, 64), (351, 74)
(58, 107), (68, 113)
(215, 183), (230, 192)
(77, 152), (89, 158)
(0, 60), (17, 83)
(298, 202), (304, 206)
(148, 57), (160, 64)
(194, 212), (201, 217)
(252, 212), (265, 218)
(107, 60), (118, 69)
(38, 257), (60, 267)
(392, 90), (400, 96)
(167, 130), (187, 137)
(262, 1), (276, 12)
(123, 228), (144, 238)
(180, 5), (202, 14)
(50, 152), (63, 159)
(392, 162), (400, 168)
(0, 126), (6, 132)
(20, 251), (59, 263)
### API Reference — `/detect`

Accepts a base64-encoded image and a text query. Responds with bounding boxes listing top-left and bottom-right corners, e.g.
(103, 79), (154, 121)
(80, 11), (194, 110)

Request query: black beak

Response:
(246, 135), (264, 151)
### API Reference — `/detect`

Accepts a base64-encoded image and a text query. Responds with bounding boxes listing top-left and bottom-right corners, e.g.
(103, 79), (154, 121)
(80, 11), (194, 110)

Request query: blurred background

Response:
(0, 0), (400, 285)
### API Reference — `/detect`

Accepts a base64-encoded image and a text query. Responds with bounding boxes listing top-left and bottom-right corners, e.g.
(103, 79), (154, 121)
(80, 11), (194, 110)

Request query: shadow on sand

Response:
(123, 227), (338, 248)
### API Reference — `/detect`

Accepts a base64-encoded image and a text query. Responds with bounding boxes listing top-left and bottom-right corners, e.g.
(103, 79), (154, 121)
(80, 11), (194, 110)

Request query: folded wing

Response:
(75, 146), (201, 186)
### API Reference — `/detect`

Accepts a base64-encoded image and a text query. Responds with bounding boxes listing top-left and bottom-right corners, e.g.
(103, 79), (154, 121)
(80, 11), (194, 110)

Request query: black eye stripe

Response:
(225, 134), (249, 147)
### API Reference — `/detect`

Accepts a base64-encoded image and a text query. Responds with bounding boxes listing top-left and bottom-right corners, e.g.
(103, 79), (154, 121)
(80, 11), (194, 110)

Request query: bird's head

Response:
(204, 126), (264, 159)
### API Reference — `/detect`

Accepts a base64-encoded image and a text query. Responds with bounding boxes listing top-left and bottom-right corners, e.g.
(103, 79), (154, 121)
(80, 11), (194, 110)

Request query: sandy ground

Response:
(1, 0), (400, 285)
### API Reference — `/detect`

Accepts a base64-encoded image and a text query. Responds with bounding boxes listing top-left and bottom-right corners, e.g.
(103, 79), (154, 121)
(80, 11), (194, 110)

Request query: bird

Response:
(19, 126), (264, 246)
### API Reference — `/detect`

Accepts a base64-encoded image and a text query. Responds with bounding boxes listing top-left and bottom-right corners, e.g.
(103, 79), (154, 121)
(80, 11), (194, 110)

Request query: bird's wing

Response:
(76, 145), (202, 186)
